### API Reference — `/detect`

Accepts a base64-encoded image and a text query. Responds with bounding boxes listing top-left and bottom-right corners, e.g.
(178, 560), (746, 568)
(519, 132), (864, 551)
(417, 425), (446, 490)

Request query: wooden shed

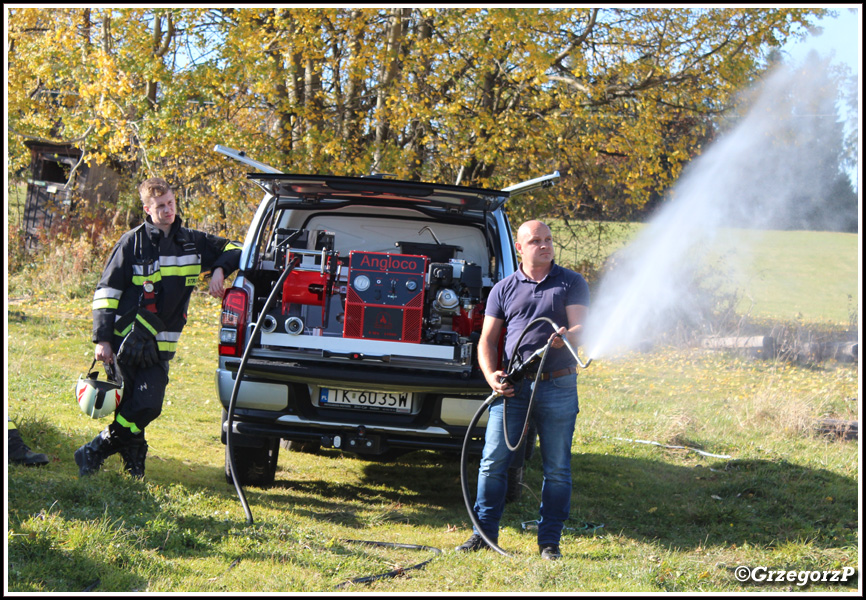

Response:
(22, 140), (120, 248)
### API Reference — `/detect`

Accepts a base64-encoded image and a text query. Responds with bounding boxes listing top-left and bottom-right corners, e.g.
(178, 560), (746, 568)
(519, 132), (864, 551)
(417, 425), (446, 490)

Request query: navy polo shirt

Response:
(485, 262), (590, 372)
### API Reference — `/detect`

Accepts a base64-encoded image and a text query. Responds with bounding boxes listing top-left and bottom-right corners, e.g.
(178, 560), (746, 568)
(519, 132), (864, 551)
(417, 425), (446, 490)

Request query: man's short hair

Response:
(138, 177), (172, 202)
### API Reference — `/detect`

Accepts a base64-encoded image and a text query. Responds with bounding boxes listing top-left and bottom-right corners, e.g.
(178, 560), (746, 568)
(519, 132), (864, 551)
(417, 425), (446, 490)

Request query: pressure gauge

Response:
(354, 274), (371, 292)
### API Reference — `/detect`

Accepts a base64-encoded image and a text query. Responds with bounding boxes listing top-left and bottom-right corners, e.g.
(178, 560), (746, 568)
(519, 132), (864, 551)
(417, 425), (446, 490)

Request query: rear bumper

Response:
(225, 413), (484, 454)
(216, 357), (493, 454)
(220, 356), (490, 393)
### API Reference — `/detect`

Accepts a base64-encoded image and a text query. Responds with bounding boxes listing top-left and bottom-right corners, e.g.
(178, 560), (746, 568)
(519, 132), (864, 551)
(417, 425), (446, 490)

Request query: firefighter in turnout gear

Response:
(75, 177), (242, 479)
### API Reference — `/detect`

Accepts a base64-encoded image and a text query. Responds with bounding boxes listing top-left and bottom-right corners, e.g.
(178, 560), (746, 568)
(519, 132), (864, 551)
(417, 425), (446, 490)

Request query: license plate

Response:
(319, 388), (413, 413)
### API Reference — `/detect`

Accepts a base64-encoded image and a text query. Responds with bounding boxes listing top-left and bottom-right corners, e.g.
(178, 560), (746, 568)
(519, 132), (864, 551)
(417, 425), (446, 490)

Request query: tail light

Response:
(219, 288), (248, 357)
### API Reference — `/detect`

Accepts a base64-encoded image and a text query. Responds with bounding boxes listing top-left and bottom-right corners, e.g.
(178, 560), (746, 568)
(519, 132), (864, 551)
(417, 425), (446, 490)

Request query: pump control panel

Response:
(343, 251), (428, 343)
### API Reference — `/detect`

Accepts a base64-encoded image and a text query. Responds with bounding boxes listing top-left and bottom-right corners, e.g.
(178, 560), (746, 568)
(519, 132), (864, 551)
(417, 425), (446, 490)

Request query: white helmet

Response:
(76, 360), (124, 419)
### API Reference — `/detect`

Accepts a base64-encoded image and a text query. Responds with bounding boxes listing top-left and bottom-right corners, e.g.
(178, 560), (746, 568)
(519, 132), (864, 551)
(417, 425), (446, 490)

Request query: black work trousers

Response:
(114, 360), (170, 436)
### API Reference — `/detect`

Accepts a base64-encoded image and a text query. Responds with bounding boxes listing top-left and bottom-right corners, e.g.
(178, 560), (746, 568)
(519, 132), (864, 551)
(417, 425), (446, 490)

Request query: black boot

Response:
(119, 435), (148, 479)
(74, 425), (123, 477)
(8, 428), (49, 466)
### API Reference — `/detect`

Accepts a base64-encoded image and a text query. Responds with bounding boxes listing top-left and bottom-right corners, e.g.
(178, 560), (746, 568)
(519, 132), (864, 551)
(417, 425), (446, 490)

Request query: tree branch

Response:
(551, 8), (599, 70)
(8, 124), (94, 146)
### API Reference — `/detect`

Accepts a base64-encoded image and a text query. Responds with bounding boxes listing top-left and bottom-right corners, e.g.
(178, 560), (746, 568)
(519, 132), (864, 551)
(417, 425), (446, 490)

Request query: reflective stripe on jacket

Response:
(92, 217), (242, 361)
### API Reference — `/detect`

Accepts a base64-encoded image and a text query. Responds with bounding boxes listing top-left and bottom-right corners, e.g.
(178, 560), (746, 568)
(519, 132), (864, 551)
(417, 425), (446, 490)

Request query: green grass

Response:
(719, 229), (859, 324)
(5, 224), (860, 592)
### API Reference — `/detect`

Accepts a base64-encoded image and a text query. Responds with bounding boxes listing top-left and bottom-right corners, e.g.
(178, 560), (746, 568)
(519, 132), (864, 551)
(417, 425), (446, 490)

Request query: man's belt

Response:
(527, 367), (577, 381)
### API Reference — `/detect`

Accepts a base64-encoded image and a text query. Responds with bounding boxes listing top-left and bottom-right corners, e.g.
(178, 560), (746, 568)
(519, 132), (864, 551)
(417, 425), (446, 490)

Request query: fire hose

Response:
(460, 316), (591, 556)
(226, 268), (591, 576)
(224, 248), (442, 587)
(226, 254), (302, 525)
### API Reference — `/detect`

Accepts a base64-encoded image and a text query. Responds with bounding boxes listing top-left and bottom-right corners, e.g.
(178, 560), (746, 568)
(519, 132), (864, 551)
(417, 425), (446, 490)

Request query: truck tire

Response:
(225, 437), (279, 488)
(506, 465), (524, 503)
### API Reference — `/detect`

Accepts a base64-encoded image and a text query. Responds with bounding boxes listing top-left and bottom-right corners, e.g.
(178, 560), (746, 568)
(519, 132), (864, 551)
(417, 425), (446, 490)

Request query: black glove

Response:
(117, 325), (158, 368)
(117, 310), (164, 368)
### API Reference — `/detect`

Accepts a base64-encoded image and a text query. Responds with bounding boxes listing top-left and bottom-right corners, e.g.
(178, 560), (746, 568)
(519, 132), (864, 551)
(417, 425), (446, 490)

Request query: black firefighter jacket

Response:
(91, 216), (242, 361)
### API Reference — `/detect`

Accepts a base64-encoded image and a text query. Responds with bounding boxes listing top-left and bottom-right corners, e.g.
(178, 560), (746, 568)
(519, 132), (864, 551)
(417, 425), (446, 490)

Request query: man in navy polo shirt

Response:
(457, 220), (589, 560)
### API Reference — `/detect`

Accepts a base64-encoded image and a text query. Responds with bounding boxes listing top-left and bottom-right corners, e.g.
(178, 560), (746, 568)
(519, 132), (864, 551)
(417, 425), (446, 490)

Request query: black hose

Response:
(221, 202), (482, 585)
(459, 316), (564, 556)
(226, 256), (446, 586)
(335, 540), (443, 588)
(460, 391), (509, 556)
(226, 255), (301, 525)
(227, 277), (575, 570)
(501, 324), (554, 452)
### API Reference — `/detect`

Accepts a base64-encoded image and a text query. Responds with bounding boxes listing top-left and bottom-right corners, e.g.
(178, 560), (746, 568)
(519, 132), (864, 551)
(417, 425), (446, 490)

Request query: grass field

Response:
(5, 224), (861, 593)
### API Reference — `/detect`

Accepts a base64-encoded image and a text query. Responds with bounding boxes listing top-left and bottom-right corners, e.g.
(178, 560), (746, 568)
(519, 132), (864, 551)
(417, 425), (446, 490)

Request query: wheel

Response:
(225, 437), (279, 488)
(523, 421), (538, 461)
(505, 465), (524, 503)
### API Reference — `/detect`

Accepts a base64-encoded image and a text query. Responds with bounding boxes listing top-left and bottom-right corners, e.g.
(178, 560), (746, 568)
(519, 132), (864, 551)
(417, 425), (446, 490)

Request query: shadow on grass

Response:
(346, 447), (857, 553)
(7, 421), (250, 592)
(248, 444), (858, 553)
(511, 451), (857, 552)
(8, 421), (856, 592)
(264, 449), (464, 529)
(8, 454), (161, 592)
(7, 530), (149, 593)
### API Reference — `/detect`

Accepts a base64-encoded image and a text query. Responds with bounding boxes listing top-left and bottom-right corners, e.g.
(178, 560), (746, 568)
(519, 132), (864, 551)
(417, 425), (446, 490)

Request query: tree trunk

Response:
(341, 10), (366, 160)
(406, 14), (432, 180)
(145, 13), (174, 109)
(372, 8), (409, 173)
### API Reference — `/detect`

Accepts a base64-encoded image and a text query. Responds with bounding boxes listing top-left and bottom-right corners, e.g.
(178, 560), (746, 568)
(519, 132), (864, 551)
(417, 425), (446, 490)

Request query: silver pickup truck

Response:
(215, 145), (557, 489)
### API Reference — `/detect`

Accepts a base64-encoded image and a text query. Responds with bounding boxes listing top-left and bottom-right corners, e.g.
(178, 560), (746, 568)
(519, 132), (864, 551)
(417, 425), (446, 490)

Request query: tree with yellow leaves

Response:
(7, 7), (832, 240)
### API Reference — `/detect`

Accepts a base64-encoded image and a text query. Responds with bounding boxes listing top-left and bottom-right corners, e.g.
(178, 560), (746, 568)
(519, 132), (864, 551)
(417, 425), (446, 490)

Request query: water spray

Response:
(581, 59), (851, 360)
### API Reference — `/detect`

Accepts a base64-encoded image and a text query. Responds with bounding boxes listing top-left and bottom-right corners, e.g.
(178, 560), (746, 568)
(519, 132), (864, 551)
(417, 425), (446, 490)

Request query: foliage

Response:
(6, 190), (123, 301)
(6, 7), (833, 241)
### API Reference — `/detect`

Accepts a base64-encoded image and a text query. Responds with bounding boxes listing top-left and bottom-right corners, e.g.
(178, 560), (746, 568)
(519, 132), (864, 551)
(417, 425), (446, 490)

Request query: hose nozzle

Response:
(555, 332), (592, 369)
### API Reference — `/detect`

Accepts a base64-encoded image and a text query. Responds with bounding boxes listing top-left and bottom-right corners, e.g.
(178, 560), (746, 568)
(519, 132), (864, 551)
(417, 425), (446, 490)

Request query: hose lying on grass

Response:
(606, 436), (732, 459)
(335, 540), (443, 588)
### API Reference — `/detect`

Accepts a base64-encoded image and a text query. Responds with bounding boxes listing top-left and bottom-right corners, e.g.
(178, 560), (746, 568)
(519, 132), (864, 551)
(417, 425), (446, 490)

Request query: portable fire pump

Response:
(254, 227), (486, 372)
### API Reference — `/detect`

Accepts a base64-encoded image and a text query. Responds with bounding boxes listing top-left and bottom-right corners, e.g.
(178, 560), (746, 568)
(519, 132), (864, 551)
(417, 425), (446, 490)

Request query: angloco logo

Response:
(355, 253), (421, 273)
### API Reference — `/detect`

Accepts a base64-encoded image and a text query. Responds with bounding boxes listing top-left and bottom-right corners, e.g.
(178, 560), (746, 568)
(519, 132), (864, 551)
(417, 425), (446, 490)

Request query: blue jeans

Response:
(473, 373), (579, 545)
